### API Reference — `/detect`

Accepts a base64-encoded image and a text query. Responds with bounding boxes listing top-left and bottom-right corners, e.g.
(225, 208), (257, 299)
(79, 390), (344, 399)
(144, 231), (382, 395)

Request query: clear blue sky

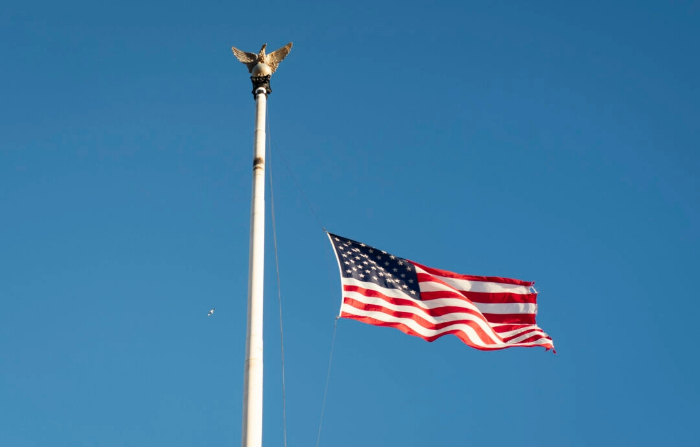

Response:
(2, 1), (698, 446)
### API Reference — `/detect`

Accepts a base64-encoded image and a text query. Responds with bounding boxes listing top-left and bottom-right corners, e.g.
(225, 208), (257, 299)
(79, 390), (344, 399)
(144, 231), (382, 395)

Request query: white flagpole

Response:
(233, 42), (291, 447)
(242, 81), (268, 447)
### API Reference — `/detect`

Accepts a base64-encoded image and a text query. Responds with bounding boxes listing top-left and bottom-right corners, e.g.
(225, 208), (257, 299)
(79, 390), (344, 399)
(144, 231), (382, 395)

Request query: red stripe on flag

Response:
(492, 324), (538, 333)
(411, 261), (535, 287)
(482, 313), (537, 325)
(501, 327), (544, 342)
(419, 290), (538, 304)
(514, 332), (553, 345)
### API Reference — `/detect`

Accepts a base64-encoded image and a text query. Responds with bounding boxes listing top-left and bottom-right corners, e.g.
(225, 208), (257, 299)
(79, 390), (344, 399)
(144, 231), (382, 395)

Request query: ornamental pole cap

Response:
(231, 42), (293, 76)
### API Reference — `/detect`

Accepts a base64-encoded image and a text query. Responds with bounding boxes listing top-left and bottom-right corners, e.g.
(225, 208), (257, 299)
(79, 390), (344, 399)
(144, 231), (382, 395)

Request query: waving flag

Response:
(328, 233), (554, 351)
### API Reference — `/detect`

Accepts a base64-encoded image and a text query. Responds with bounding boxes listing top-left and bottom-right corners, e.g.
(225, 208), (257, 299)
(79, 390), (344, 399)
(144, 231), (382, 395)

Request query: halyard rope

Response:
(266, 109), (339, 447)
(315, 317), (338, 447)
(267, 109), (288, 447)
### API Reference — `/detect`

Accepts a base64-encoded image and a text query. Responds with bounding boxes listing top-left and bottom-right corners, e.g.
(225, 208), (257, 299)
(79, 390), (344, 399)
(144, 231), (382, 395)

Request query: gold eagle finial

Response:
(231, 42), (293, 76)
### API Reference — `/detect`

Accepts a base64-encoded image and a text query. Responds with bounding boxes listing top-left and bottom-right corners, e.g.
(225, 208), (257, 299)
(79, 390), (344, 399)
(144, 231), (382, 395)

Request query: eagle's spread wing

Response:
(231, 46), (258, 73)
(265, 42), (293, 74)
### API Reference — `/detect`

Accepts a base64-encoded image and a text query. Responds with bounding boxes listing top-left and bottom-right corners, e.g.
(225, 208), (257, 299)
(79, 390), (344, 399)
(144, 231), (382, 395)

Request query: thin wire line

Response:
(266, 110), (341, 447)
(317, 232), (342, 447)
(267, 108), (288, 447)
(315, 317), (339, 447)
(271, 145), (326, 232)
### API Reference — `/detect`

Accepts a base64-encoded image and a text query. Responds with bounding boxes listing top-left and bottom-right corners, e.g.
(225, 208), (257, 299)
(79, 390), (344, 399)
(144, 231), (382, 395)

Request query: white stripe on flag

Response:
(414, 265), (532, 294)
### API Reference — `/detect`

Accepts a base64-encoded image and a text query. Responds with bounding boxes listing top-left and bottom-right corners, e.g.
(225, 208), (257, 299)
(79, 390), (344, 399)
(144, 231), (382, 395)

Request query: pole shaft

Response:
(242, 88), (267, 447)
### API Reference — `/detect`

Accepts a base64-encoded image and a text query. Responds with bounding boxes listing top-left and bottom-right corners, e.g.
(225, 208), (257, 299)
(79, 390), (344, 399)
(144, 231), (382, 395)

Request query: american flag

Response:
(328, 233), (554, 351)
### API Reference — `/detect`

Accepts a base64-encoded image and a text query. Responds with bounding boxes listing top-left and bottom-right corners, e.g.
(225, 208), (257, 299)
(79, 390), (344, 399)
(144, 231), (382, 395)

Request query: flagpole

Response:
(241, 76), (271, 447)
(233, 42), (291, 447)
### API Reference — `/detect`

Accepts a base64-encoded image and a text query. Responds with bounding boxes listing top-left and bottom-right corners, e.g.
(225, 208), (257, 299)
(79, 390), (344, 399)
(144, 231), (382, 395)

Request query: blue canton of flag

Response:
(329, 234), (421, 298)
